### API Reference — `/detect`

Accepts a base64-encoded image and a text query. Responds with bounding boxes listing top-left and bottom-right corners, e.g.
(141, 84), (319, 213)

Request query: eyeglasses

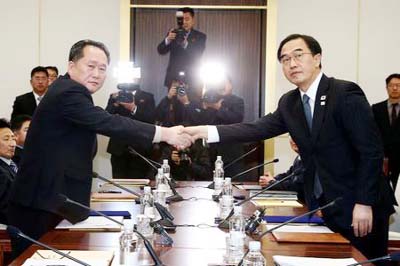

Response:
(388, 84), (400, 89)
(279, 52), (313, 66)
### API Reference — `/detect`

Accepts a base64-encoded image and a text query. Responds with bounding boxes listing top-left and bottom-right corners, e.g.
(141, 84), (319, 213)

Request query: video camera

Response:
(115, 83), (140, 103)
(172, 11), (187, 46)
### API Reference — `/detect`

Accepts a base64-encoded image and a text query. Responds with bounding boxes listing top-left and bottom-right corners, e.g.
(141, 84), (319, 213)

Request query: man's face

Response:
(30, 71), (49, 95)
(47, 69), (58, 85)
(14, 120), (30, 147)
(183, 12), (195, 31)
(280, 38), (321, 91)
(0, 128), (16, 159)
(387, 77), (400, 101)
(68, 45), (108, 94)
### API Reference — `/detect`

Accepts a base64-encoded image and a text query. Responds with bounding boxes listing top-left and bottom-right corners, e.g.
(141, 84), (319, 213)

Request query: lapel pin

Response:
(321, 101), (326, 106)
(320, 95), (326, 100)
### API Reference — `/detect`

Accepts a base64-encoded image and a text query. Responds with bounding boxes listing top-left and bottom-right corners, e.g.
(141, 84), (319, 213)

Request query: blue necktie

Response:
(10, 160), (18, 173)
(302, 94), (323, 199)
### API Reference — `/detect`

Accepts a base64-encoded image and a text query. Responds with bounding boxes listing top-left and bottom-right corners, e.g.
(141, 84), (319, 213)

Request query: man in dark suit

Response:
(259, 138), (305, 202)
(7, 39), (193, 258)
(105, 87), (156, 179)
(0, 119), (17, 224)
(11, 66), (49, 120)
(157, 7), (206, 102)
(372, 73), (400, 190)
(185, 34), (395, 264)
(10, 115), (31, 167)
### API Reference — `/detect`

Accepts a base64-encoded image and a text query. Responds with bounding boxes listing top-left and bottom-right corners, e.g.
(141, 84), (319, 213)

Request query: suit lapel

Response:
(29, 92), (38, 108)
(0, 159), (16, 180)
(311, 75), (329, 144)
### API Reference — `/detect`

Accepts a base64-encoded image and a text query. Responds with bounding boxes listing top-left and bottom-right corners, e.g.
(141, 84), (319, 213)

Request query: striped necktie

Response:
(10, 160), (18, 173)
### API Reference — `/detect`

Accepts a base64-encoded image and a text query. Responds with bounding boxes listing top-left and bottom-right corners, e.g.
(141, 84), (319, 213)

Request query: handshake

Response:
(160, 125), (209, 150)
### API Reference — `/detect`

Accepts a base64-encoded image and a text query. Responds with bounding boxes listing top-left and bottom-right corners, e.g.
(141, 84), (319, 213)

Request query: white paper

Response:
(266, 224), (334, 233)
(273, 255), (357, 266)
(22, 258), (110, 266)
(56, 216), (123, 230)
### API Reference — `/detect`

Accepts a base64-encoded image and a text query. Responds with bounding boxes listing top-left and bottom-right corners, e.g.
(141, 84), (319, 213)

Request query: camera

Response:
(115, 83), (140, 103)
(175, 72), (187, 96)
(173, 11), (186, 46)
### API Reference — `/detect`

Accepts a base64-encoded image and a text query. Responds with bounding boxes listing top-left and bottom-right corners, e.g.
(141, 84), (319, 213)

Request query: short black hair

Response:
(68, 39), (110, 64)
(178, 7), (195, 17)
(45, 66), (59, 76)
(0, 118), (11, 130)
(277, 34), (322, 67)
(31, 66), (48, 78)
(10, 115), (32, 132)
(385, 73), (400, 86)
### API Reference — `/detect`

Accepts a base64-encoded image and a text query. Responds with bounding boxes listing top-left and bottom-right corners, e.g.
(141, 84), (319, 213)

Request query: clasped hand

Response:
(161, 126), (208, 150)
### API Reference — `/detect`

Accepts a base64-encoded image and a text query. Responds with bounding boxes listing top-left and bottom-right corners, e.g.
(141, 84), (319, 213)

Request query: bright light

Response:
(113, 62), (141, 83)
(199, 62), (226, 86)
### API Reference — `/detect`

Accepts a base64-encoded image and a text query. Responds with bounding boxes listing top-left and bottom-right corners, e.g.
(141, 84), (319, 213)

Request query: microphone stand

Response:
(94, 173), (177, 230)
(217, 168), (303, 229)
(206, 147), (261, 189)
(6, 225), (90, 266)
(213, 159), (279, 202)
(61, 195), (164, 266)
(237, 197), (341, 266)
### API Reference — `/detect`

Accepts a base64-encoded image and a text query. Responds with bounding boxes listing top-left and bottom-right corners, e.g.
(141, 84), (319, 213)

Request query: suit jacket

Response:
(157, 29), (206, 89)
(106, 89), (156, 155)
(372, 100), (400, 164)
(217, 74), (394, 229)
(0, 159), (16, 223)
(12, 146), (23, 167)
(8, 74), (156, 223)
(11, 92), (37, 120)
(269, 156), (305, 202)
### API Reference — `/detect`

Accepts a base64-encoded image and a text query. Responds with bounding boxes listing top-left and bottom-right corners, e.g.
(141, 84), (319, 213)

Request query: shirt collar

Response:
(0, 157), (11, 166)
(33, 91), (44, 101)
(299, 72), (323, 102)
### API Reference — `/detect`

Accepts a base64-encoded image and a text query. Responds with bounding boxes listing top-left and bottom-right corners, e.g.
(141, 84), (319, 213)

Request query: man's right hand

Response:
(259, 172), (275, 187)
(183, 126), (208, 141)
(166, 29), (177, 42)
(161, 126), (193, 150)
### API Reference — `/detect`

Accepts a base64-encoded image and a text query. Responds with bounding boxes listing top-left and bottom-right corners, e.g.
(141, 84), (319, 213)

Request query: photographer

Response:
(157, 7), (206, 102)
(161, 140), (212, 181)
(155, 80), (186, 127)
(105, 86), (155, 179)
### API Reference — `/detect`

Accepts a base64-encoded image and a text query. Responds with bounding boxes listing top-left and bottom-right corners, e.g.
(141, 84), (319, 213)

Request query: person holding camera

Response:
(105, 86), (156, 179)
(161, 139), (212, 181)
(157, 7), (206, 102)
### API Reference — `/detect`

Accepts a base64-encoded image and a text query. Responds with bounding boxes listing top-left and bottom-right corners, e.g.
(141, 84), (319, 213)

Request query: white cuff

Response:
(165, 38), (171, 45)
(152, 126), (162, 143)
(131, 106), (137, 115)
(207, 126), (220, 143)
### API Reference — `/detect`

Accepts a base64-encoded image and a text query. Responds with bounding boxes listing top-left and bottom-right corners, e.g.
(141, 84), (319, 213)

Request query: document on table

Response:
(56, 216), (123, 231)
(253, 199), (303, 207)
(273, 255), (357, 266)
(266, 224), (334, 233)
(23, 250), (114, 266)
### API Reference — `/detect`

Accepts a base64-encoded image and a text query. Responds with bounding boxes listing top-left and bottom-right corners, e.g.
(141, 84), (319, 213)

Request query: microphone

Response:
(127, 146), (161, 170)
(93, 172), (176, 227)
(128, 146), (178, 189)
(150, 221), (174, 246)
(223, 146), (258, 171)
(208, 158), (278, 190)
(93, 172), (142, 198)
(346, 252), (400, 266)
(258, 196), (342, 239)
(217, 167), (304, 229)
(166, 178), (184, 202)
(6, 225), (90, 266)
(237, 197), (341, 266)
(213, 158), (280, 202)
(60, 194), (164, 266)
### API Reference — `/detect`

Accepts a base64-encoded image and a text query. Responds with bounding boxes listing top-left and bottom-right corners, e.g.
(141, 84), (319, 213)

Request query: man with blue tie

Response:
(185, 34), (395, 264)
(0, 119), (17, 223)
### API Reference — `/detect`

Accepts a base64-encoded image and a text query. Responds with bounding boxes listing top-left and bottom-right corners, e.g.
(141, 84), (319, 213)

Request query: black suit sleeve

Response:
(338, 83), (384, 205)
(216, 96), (245, 124)
(217, 99), (288, 143)
(134, 93), (156, 124)
(157, 37), (171, 55)
(61, 86), (155, 145)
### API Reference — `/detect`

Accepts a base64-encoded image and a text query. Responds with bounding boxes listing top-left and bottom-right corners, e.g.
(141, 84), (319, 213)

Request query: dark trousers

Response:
(110, 152), (151, 179)
(7, 202), (63, 260)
